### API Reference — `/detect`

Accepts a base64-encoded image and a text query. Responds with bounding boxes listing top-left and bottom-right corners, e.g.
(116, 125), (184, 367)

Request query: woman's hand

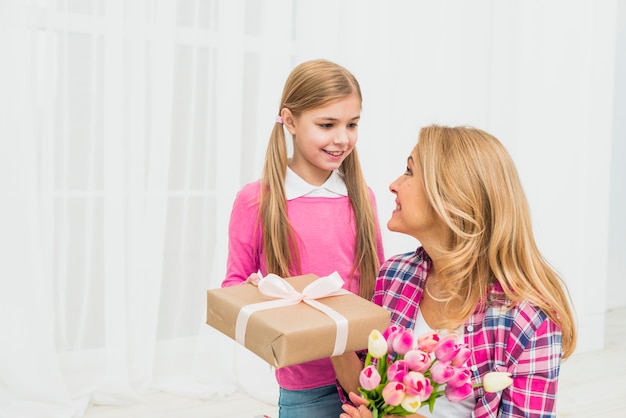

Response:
(339, 392), (427, 418)
(340, 392), (373, 418)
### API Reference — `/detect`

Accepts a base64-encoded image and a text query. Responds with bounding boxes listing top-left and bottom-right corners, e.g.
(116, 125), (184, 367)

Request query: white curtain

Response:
(0, 1), (622, 417)
(0, 0), (290, 416)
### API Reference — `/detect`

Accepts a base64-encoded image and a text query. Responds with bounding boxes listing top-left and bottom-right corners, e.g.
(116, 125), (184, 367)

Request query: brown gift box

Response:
(206, 274), (391, 369)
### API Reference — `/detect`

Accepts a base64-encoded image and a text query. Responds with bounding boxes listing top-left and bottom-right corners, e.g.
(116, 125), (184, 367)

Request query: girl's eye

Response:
(319, 123), (333, 129)
(404, 167), (412, 175)
(348, 123), (358, 128)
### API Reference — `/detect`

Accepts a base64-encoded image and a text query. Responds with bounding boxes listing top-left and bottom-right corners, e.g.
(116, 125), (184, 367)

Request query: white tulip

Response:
(483, 371), (513, 392)
(368, 329), (388, 358)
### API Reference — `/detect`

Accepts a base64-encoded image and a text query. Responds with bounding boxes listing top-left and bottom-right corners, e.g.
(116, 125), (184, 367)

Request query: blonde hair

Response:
(416, 125), (577, 359)
(259, 59), (380, 300)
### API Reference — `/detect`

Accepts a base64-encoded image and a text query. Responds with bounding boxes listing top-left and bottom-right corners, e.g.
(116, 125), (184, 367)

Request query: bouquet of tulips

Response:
(357, 325), (512, 417)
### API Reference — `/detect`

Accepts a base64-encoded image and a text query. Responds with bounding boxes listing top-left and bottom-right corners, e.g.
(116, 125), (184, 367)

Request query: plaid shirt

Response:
(373, 247), (563, 418)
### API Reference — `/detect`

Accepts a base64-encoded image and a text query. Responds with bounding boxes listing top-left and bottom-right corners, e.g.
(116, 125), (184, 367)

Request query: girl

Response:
(335, 125), (577, 418)
(222, 59), (385, 418)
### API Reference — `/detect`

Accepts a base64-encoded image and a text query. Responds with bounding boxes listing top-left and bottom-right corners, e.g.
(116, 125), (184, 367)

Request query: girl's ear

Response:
(281, 108), (297, 135)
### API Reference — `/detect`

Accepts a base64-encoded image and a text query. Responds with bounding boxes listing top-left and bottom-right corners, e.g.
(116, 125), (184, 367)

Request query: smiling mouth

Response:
(324, 150), (344, 157)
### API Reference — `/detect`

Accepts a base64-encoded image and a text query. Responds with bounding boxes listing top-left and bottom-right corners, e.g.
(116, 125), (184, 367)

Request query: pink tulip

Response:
(429, 360), (455, 384)
(392, 328), (414, 355)
(445, 381), (473, 402)
(446, 366), (471, 388)
(434, 333), (461, 362)
(402, 371), (431, 398)
(451, 344), (472, 366)
(404, 349), (432, 373)
(424, 380), (434, 400)
(382, 382), (406, 406)
(383, 324), (400, 341)
(387, 359), (409, 382)
(359, 365), (382, 390)
(385, 327), (401, 353)
(417, 331), (440, 353)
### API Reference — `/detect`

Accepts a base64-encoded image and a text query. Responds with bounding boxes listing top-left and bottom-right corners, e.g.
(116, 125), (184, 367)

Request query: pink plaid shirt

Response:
(372, 247), (563, 417)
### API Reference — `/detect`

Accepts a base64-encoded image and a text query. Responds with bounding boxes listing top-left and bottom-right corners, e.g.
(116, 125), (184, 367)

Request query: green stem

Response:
(364, 352), (372, 367)
(377, 356), (386, 378)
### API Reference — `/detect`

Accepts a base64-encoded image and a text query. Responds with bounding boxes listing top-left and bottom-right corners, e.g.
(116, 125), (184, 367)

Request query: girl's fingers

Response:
(246, 272), (260, 286)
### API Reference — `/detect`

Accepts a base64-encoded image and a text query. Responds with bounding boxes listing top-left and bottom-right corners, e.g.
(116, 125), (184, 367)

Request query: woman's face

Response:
(283, 94), (360, 186)
(387, 147), (444, 242)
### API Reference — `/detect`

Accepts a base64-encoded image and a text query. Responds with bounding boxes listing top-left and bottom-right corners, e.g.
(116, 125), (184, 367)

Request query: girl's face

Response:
(283, 94), (360, 186)
(388, 148), (445, 243)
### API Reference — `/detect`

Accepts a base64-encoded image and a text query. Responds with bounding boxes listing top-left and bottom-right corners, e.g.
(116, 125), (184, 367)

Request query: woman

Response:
(334, 125), (577, 417)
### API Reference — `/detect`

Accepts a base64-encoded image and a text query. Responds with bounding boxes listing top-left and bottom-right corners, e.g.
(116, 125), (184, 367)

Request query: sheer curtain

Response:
(0, 0), (292, 416)
(0, 1), (622, 417)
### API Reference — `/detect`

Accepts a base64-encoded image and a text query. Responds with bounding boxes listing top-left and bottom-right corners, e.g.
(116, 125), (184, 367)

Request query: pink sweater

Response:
(222, 180), (385, 390)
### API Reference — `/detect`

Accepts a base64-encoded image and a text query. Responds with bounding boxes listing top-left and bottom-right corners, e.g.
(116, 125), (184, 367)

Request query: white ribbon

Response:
(235, 271), (351, 357)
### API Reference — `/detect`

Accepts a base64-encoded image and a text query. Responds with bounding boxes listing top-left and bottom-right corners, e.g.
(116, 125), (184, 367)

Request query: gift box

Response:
(206, 273), (391, 369)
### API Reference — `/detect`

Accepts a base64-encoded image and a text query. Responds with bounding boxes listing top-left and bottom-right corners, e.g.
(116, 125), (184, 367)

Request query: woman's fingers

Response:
(341, 404), (373, 418)
(348, 391), (369, 407)
(340, 392), (373, 418)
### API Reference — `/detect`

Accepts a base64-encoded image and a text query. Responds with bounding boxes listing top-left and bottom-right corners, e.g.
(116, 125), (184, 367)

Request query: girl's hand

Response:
(245, 272), (261, 286)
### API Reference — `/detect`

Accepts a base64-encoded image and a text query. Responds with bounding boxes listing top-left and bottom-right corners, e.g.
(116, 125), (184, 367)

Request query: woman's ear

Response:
(281, 108), (297, 135)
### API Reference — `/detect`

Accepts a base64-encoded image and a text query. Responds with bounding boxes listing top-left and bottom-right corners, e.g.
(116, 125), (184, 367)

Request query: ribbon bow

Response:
(235, 272), (351, 357)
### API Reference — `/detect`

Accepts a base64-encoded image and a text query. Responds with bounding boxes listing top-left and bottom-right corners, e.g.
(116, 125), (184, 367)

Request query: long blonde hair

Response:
(417, 125), (577, 359)
(259, 59), (380, 300)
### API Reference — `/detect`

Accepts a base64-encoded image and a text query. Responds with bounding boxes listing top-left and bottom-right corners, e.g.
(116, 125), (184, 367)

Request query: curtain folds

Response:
(0, 2), (83, 417)
(0, 1), (280, 416)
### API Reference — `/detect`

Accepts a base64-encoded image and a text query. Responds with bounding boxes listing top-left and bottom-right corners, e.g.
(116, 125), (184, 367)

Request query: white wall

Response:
(234, 0), (625, 353)
(608, 0), (626, 311)
(210, 2), (626, 363)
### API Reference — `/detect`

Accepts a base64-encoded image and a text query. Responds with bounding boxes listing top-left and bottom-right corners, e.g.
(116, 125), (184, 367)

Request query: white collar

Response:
(285, 167), (348, 200)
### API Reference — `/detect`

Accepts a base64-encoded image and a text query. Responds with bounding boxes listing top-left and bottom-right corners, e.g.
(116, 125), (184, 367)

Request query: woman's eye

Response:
(404, 167), (412, 175)
(348, 123), (358, 128)
(319, 123), (333, 129)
